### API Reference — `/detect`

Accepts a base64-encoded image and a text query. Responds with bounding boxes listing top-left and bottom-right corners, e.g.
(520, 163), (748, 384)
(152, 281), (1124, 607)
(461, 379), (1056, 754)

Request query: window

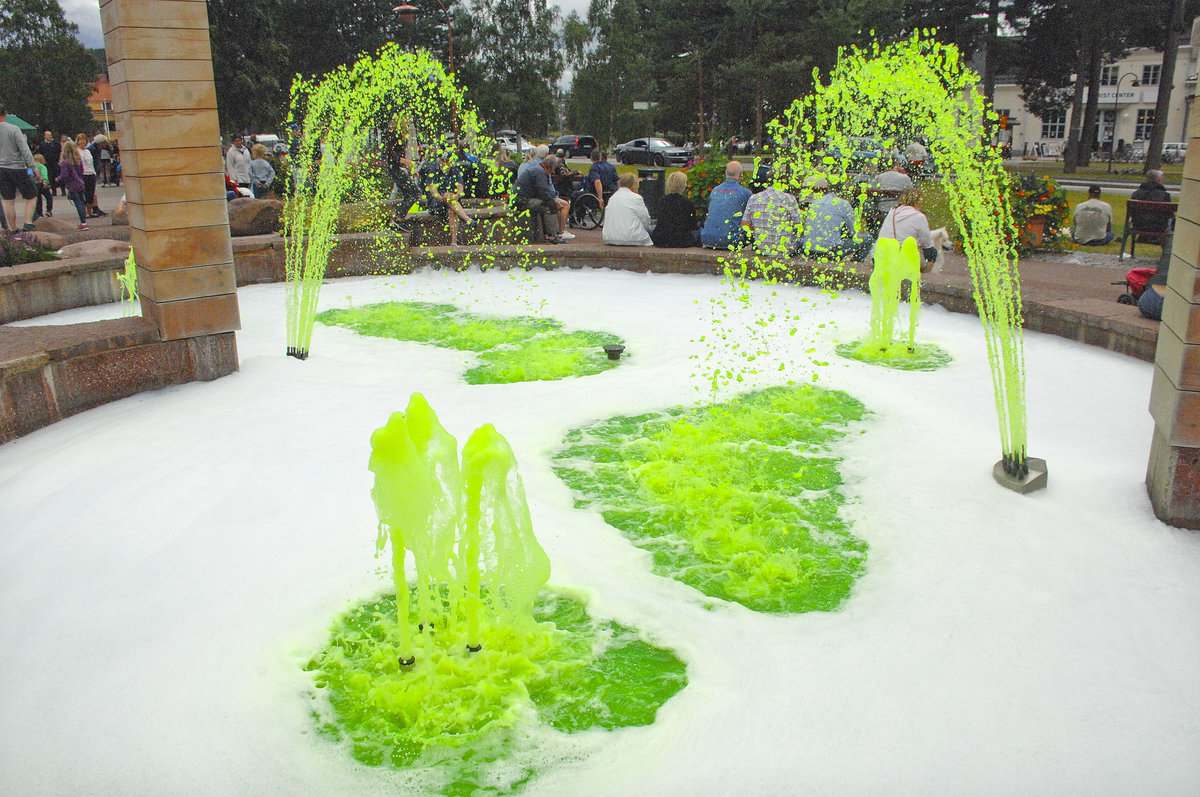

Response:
(1100, 66), (1118, 86)
(1040, 110), (1066, 139)
(1142, 64), (1161, 86)
(1135, 109), (1156, 140)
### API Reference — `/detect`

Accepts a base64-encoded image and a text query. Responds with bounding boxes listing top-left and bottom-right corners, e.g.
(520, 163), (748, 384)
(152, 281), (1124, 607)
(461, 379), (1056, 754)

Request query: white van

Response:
(1162, 142), (1188, 162)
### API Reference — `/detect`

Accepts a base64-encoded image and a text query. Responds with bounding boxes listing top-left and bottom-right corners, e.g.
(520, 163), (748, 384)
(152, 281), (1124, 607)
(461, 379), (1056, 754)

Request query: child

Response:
(58, 140), (90, 230)
(247, 143), (275, 199)
(32, 154), (52, 220)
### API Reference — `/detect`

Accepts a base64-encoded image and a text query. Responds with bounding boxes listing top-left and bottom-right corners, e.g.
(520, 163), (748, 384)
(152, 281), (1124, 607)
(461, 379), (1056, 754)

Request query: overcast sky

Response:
(63, 0), (592, 49)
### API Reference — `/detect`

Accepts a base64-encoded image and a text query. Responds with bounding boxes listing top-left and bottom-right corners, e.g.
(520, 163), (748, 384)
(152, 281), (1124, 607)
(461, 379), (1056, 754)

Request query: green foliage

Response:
(0, 231), (58, 268)
(1007, 172), (1071, 255)
(553, 386), (870, 614)
(0, 0), (98, 136)
(682, 157), (730, 213)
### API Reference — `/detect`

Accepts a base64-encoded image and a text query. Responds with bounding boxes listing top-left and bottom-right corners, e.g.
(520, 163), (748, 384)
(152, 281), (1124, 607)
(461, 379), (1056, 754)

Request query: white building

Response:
(992, 20), (1200, 157)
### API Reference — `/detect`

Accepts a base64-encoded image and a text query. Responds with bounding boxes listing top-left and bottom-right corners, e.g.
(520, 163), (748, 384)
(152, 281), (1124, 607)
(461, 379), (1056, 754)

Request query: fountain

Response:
(768, 32), (1044, 491)
(305, 393), (685, 790)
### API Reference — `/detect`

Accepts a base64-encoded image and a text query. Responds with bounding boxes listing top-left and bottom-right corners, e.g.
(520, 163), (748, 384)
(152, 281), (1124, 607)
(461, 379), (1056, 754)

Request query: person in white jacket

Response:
(225, 135), (251, 189)
(602, 171), (653, 247)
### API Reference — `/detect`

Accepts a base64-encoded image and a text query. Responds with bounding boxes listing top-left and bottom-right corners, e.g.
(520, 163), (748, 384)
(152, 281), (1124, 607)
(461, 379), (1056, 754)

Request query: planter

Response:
(1022, 214), (1046, 248)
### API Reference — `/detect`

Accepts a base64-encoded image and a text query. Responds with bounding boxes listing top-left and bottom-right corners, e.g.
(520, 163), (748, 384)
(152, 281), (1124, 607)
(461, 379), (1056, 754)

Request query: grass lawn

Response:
(1007, 160), (1182, 185)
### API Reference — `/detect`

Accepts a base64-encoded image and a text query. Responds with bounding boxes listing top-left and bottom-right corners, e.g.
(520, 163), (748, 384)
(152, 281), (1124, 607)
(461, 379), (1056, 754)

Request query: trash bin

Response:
(637, 167), (665, 219)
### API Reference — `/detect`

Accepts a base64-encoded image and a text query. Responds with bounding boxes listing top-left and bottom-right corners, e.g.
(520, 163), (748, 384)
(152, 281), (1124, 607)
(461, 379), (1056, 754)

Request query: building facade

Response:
(87, 74), (117, 136)
(993, 20), (1199, 158)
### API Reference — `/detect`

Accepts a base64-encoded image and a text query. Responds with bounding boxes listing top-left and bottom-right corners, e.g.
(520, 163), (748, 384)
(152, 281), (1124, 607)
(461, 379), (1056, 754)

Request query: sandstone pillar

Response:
(100, 0), (241, 341)
(1147, 117), (1200, 527)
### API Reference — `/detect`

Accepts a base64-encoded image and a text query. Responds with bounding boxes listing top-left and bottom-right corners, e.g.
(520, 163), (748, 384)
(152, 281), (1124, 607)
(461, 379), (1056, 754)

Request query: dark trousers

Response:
(34, 184), (52, 218)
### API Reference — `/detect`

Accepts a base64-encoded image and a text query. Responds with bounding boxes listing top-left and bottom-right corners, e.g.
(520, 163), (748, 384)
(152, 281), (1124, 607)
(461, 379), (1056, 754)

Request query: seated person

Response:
(602, 171), (653, 247)
(796, 178), (870, 262)
(1138, 236), (1173, 320)
(426, 150), (474, 246)
(877, 188), (938, 272)
(514, 153), (571, 244)
(871, 158), (914, 216)
(700, 160), (752, 249)
(1130, 168), (1173, 238)
(587, 149), (618, 209)
(741, 167), (801, 256)
(551, 149), (582, 196)
(652, 171), (700, 248)
(1072, 184), (1114, 246)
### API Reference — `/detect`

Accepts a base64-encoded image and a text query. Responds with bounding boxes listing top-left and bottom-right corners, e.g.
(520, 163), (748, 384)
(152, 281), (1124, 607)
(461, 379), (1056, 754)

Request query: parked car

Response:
(551, 134), (597, 158)
(251, 133), (288, 154)
(495, 129), (534, 156)
(613, 138), (691, 166)
(1163, 142), (1188, 163)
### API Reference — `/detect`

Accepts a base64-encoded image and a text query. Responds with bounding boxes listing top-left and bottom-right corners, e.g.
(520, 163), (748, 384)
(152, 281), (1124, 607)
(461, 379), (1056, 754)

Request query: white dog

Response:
(929, 226), (953, 273)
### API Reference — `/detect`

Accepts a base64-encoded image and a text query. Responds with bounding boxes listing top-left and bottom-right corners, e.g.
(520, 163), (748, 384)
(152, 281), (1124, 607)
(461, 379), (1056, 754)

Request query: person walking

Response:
(32, 153), (52, 220)
(0, 104), (39, 231)
(38, 130), (61, 196)
(76, 134), (103, 217)
(58, 139), (90, 230)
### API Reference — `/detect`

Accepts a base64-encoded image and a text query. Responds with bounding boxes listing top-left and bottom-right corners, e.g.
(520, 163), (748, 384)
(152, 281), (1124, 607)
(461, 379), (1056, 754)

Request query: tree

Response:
(0, 0), (97, 136)
(208, 0), (291, 135)
(458, 0), (563, 135)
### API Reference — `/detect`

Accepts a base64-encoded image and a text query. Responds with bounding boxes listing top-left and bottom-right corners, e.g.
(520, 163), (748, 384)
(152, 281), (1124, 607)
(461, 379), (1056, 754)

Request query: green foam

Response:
(306, 589), (687, 776)
(835, 341), (952, 371)
(553, 386), (870, 613)
(318, 302), (623, 384)
(306, 394), (686, 792)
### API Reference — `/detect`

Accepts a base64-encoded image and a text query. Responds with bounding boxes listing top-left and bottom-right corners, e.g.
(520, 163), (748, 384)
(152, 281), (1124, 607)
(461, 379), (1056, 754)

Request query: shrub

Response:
(683, 157), (731, 214)
(0, 231), (58, 268)
(1007, 172), (1071, 255)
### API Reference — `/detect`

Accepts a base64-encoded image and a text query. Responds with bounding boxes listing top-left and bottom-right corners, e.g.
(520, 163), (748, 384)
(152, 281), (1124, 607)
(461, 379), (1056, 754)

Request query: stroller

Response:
(1114, 267), (1157, 305)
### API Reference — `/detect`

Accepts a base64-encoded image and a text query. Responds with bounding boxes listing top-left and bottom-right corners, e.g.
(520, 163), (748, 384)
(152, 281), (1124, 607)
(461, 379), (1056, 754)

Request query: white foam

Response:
(2, 267), (1198, 795)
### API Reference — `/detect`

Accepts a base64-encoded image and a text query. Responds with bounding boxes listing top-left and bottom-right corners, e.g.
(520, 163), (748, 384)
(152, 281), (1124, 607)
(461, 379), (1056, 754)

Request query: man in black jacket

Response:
(38, 131), (61, 195)
(1129, 169), (1173, 237)
(515, 154), (570, 243)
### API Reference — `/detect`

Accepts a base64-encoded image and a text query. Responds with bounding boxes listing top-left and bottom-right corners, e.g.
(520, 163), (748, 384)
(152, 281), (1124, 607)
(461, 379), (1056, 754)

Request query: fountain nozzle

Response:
(603, 344), (626, 361)
(466, 643), (482, 653)
(398, 655), (416, 667)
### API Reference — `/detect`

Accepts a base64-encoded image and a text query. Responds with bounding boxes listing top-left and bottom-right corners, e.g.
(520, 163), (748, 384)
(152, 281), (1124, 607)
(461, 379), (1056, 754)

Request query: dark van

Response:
(551, 134), (597, 158)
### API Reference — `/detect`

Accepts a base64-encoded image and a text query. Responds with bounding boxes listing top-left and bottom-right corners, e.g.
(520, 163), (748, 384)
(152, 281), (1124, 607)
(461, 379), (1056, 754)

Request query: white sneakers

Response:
(555, 232), (576, 242)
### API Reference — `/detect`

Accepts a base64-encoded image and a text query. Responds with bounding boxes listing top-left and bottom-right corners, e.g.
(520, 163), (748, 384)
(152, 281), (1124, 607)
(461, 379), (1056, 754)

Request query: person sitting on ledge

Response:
(515, 153), (572, 244)
(700, 160), (751, 249)
(427, 150), (475, 246)
(652, 170), (700, 248)
(1071, 184), (1114, 246)
(1138, 235), (1173, 321)
(742, 165), (801, 257)
(796, 178), (870, 262)
(603, 171), (654, 247)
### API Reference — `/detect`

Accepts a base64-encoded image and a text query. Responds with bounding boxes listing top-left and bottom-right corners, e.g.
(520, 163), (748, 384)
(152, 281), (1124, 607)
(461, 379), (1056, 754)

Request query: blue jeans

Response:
(1138, 286), (1164, 320)
(1077, 231), (1114, 246)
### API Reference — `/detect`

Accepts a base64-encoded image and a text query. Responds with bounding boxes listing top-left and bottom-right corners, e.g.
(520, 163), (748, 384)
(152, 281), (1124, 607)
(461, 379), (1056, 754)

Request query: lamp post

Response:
(678, 51), (705, 154)
(394, 2), (460, 149)
(1108, 72), (1140, 173)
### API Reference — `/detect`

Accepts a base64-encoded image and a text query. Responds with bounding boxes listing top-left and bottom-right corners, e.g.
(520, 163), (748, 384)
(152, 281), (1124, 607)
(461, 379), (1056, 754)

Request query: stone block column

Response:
(1147, 117), (1200, 528)
(100, 0), (240, 341)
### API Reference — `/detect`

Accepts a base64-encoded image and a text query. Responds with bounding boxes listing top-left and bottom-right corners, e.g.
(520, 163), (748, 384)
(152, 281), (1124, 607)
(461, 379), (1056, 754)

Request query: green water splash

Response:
(117, 248), (138, 317)
(770, 31), (1029, 472)
(306, 395), (686, 790)
(859, 236), (923, 356)
(835, 340), (951, 371)
(317, 302), (624, 384)
(554, 385), (869, 613)
(284, 45), (491, 358)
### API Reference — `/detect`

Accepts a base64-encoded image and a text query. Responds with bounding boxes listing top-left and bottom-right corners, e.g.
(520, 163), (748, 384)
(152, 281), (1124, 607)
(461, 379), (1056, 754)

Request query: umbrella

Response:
(5, 113), (35, 131)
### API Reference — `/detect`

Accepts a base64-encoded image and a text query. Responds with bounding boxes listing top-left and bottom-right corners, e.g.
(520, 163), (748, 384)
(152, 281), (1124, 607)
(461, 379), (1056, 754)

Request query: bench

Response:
(1120, 199), (1176, 259)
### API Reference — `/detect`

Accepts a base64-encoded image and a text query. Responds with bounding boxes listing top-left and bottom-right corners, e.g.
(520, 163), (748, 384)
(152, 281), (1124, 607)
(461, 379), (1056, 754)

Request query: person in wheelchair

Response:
(550, 149), (582, 196)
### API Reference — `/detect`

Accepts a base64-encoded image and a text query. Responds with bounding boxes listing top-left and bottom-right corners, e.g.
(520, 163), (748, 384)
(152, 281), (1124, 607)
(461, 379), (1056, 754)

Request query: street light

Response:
(1108, 72), (1140, 173)
(677, 51), (705, 154)
(395, 2), (460, 149)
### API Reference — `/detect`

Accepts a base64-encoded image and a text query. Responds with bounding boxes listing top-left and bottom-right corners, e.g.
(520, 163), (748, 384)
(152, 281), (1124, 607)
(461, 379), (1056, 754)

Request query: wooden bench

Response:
(1120, 199), (1176, 259)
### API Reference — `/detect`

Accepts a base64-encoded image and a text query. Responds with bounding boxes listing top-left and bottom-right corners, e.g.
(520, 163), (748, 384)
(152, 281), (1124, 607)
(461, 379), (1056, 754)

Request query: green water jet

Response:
(284, 45), (489, 359)
(770, 33), (1037, 485)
